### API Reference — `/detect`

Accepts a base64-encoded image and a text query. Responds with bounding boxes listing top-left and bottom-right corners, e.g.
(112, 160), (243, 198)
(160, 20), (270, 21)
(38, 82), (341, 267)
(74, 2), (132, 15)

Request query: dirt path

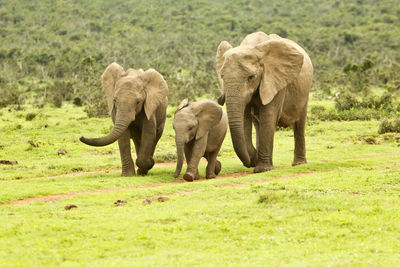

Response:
(3, 153), (400, 206)
(24, 161), (178, 180)
(20, 152), (400, 181)
(2, 170), (314, 206)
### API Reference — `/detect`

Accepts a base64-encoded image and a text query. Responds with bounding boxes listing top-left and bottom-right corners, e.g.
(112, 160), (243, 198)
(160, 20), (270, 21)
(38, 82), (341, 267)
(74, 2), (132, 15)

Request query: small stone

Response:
(64, 204), (78, 210)
(114, 199), (127, 206)
(0, 160), (18, 165)
(157, 196), (169, 202)
(58, 148), (68, 155)
(364, 137), (376, 144)
(142, 198), (152, 205)
(28, 140), (39, 147)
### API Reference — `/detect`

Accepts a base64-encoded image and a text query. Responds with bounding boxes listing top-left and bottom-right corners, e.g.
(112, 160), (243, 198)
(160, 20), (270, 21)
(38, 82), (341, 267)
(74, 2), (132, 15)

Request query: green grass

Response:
(1, 104), (400, 265)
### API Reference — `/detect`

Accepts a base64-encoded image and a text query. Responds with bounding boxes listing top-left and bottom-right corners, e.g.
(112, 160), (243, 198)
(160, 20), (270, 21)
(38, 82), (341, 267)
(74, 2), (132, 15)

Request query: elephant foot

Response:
(183, 172), (195, 182)
(215, 160), (221, 175)
(292, 159), (307, 166)
(254, 164), (273, 173)
(206, 172), (216, 179)
(121, 168), (135, 177)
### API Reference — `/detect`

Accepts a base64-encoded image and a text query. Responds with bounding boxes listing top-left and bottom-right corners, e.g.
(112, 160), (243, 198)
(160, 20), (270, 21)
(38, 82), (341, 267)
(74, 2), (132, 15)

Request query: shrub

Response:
(84, 100), (108, 118)
(335, 91), (360, 111)
(25, 112), (37, 121)
(379, 116), (400, 134)
(51, 93), (63, 108)
(309, 106), (382, 122)
(0, 84), (25, 108)
(360, 92), (394, 111)
(73, 97), (82, 106)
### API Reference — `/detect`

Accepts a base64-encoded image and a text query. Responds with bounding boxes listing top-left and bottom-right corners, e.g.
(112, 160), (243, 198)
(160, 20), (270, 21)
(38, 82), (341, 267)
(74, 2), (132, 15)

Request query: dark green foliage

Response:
(0, 84), (24, 108)
(342, 58), (376, 92)
(258, 194), (278, 205)
(310, 106), (382, 121)
(73, 97), (82, 106)
(335, 91), (360, 111)
(25, 112), (37, 121)
(378, 117), (400, 134)
(335, 90), (394, 112)
(0, 0), (399, 116)
(51, 93), (63, 108)
(84, 90), (109, 118)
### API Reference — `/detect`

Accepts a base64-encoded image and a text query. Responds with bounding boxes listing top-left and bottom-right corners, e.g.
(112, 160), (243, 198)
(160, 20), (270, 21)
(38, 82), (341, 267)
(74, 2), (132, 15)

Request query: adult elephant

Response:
(80, 63), (168, 176)
(216, 32), (313, 173)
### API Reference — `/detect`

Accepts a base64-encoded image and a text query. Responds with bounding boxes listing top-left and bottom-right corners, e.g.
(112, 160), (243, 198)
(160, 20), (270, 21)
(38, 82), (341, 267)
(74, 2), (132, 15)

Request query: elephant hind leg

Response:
(215, 160), (221, 175)
(205, 150), (220, 179)
(292, 107), (307, 166)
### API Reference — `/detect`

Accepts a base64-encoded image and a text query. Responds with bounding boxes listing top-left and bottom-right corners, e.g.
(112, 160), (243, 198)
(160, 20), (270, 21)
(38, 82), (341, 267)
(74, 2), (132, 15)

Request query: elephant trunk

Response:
(80, 115), (130, 147)
(174, 138), (185, 178)
(226, 95), (252, 167)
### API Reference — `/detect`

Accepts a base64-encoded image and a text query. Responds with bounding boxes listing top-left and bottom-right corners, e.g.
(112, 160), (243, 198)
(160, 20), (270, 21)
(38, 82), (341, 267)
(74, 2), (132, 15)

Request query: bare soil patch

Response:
(4, 154), (400, 206)
(22, 162), (178, 181)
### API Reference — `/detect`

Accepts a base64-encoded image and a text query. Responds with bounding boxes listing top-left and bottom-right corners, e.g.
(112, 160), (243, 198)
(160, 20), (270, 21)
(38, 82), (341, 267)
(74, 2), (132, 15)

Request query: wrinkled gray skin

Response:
(216, 32), (313, 173)
(173, 99), (228, 182)
(80, 63), (168, 176)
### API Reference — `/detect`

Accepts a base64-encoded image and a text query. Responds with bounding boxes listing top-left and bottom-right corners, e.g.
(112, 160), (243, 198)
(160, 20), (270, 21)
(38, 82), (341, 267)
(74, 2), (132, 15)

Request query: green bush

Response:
(379, 117), (400, 134)
(310, 106), (382, 122)
(84, 99), (108, 118)
(0, 84), (25, 108)
(360, 92), (394, 111)
(73, 97), (82, 106)
(25, 112), (37, 121)
(51, 93), (63, 108)
(335, 91), (360, 111)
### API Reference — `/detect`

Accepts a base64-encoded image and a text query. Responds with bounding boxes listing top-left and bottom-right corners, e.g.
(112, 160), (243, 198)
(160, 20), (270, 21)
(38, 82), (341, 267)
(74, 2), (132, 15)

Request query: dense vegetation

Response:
(0, 0), (399, 116)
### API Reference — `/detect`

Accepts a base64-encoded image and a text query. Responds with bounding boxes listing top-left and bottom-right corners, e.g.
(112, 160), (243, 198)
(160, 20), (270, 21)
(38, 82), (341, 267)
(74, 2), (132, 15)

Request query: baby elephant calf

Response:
(173, 99), (228, 181)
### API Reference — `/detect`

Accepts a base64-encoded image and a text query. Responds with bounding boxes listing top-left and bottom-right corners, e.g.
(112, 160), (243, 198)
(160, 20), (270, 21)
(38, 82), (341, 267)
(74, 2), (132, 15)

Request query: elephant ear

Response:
(192, 100), (223, 140)
(141, 69), (168, 120)
(255, 40), (304, 105)
(216, 41), (232, 105)
(176, 98), (189, 112)
(101, 62), (125, 115)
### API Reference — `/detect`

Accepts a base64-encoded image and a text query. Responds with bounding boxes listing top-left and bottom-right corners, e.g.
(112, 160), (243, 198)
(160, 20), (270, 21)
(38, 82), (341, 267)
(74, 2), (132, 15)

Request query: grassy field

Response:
(1, 103), (400, 266)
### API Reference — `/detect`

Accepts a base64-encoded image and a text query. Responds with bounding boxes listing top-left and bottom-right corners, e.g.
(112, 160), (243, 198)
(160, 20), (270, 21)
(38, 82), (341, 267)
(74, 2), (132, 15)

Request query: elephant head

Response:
(173, 99), (223, 178)
(80, 62), (168, 146)
(216, 33), (304, 167)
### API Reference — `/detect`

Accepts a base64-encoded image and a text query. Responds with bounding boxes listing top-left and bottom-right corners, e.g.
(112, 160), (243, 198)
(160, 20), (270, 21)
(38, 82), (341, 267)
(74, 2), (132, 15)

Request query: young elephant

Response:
(173, 99), (228, 182)
(80, 63), (168, 176)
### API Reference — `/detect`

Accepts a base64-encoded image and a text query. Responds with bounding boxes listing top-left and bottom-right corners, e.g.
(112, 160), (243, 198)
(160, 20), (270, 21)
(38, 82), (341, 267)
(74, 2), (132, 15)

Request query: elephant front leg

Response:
(184, 141), (199, 180)
(184, 136), (207, 182)
(254, 93), (284, 173)
(118, 129), (135, 176)
(136, 118), (157, 175)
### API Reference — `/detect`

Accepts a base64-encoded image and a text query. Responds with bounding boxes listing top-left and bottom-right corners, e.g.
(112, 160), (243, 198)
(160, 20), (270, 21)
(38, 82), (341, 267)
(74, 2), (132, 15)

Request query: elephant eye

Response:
(136, 100), (140, 104)
(188, 126), (193, 131)
(220, 74), (224, 79)
(248, 75), (255, 82)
